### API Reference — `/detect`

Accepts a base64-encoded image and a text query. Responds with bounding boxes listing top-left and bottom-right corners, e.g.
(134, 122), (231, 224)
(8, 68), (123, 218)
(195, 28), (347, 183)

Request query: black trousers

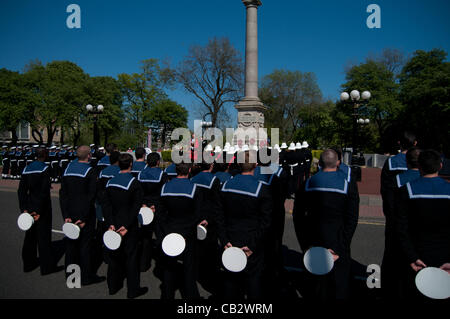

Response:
(64, 217), (96, 284)
(10, 160), (18, 176)
(107, 228), (141, 296)
(138, 224), (154, 272)
(197, 231), (222, 297)
(309, 253), (351, 300)
(223, 249), (265, 299)
(2, 158), (9, 175)
(22, 212), (54, 274)
(161, 238), (199, 299)
(18, 160), (26, 176)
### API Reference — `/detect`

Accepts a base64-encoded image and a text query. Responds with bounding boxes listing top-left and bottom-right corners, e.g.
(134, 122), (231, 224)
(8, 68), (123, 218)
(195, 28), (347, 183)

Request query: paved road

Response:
(0, 187), (385, 299)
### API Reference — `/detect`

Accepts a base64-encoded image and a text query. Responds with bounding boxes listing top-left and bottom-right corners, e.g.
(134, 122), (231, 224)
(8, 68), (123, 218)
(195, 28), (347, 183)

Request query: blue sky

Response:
(1, 0), (449, 128)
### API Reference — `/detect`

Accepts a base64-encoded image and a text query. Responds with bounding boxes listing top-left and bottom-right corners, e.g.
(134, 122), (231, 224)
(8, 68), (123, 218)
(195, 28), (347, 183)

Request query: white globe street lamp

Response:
(340, 92), (350, 101)
(350, 90), (360, 101)
(361, 91), (371, 100)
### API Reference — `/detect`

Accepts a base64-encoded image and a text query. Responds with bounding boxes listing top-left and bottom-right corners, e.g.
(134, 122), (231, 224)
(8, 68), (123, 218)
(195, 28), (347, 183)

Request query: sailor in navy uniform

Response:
(59, 145), (105, 286)
(217, 151), (272, 299)
(18, 148), (58, 275)
(96, 143), (117, 173)
(254, 148), (289, 295)
(68, 146), (76, 162)
(294, 149), (359, 299)
(158, 163), (203, 299)
(95, 151), (121, 266)
(284, 143), (300, 198)
(25, 146), (37, 167)
(380, 131), (417, 299)
(89, 144), (99, 168)
(137, 152), (167, 272)
(164, 162), (177, 181)
(16, 146), (26, 179)
(395, 149), (450, 299)
(102, 153), (148, 299)
(1, 145), (10, 178)
(301, 141), (313, 180)
(191, 161), (223, 298)
(9, 147), (18, 179)
(131, 147), (147, 178)
(48, 146), (59, 182)
(213, 154), (232, 185)
(58, 145), (69, 181)
(381, 147), (422, 298)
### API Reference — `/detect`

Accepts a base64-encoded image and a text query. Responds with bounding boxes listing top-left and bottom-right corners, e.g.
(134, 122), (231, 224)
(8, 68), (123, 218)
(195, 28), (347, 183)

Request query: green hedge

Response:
(161, 150), (172, 163)
(311, 150), (323, 160)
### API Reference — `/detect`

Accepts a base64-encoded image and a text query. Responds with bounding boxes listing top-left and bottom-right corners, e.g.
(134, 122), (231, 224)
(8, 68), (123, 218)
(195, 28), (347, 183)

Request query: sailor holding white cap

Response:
(137, 152), (168, 272)
(95, 151), (121, 265)
(217, 151), (272, 299)
(102, 153), (148, 298)
(17, 147), (59, 275)
(293, 149), (359, 299)
(158, 162), (203, 299)
(380, 131), (417, 299)
(9, 146), (18, 179)
(395, 149), (450, 299)
(190, 160), (223, 298)
(60, 145), (105, 286)
(253, 147), (289, 295)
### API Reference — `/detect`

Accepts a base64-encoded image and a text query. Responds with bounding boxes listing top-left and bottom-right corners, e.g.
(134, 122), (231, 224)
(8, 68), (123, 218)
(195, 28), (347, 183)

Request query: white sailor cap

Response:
(214, 146), (222, 153)
(11, 146), (16, 150)
(32, 145), (39, 148)
(280, 143), (288, 149)
(98, 146), (105, 151)
(2, 145), (7, 148)
(288, 143), (296, 150)
(49, 145), (56, 150)
(241, 145), (250, 152)
(62, 144), (68, 148)
(295, 142), (302, 149)
(90, 144), (95, 147)
(226, 146), (236, 155)
(302, 141), (309, 148)
(204, 144), (213, 152)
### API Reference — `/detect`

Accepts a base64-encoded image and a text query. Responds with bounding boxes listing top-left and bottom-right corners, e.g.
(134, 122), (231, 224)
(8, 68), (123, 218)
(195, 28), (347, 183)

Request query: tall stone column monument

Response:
(235, 0), (266, 140)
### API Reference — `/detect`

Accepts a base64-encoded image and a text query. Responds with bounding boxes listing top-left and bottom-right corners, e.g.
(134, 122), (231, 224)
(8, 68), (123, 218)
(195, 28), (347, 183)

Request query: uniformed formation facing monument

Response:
(235, 0), (267, 145)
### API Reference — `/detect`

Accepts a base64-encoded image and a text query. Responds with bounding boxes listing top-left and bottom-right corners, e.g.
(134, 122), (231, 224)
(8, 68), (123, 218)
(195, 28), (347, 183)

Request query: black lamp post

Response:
(340, 90), (371, 164)
(86, 104), (104, 146)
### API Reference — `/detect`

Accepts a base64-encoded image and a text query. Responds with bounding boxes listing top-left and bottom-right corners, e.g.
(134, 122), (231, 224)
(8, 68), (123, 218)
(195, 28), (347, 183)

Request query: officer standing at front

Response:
(18, 147), (59, 275)
(102, 153), (148, 299)
(59, 145), (105, 286)
(294, 149), (359, 299)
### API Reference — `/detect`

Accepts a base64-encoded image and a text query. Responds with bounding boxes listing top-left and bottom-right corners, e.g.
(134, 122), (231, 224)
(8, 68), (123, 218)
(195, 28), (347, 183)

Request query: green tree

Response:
(25, 60), (89, 146)
(341, 60), (403, 152)
(147, 99), (188, 147)
(0, 69), (34, 144)
(118, 59), (168, 145)
(259, 69), (323, 142)
(85, 76), (123, 146)
(398, 49), (450, 154)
